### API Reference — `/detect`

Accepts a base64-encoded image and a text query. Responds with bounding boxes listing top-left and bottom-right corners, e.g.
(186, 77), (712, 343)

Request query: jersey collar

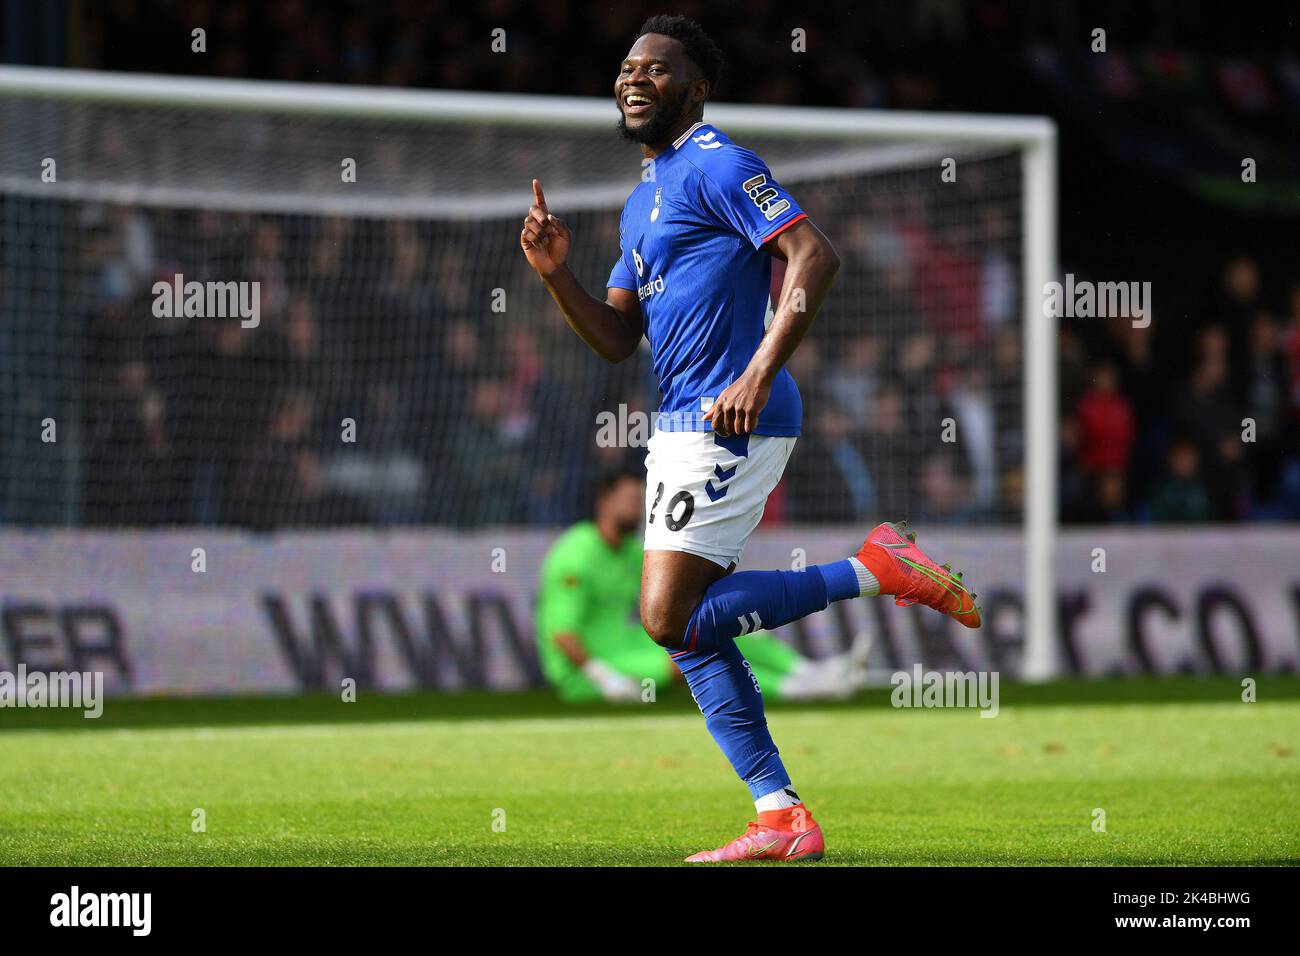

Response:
(669, 120), (706, 152)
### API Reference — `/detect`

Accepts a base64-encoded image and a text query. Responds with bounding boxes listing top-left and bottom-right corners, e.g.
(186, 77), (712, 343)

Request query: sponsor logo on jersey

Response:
(632, 244), (664, 301)
(638, 275), (665, 302)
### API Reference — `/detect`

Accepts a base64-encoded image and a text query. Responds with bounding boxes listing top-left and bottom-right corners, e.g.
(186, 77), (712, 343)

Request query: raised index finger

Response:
(532, 179), (548, 211)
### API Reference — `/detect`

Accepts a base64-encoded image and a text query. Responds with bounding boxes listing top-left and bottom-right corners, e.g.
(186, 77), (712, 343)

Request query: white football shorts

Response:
(642, 428), (797, 568)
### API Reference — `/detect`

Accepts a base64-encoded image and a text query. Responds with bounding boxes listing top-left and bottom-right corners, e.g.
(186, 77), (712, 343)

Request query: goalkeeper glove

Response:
(581, 659), (642, 703)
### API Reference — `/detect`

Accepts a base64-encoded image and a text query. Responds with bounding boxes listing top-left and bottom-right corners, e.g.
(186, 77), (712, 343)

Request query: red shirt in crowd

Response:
(1076, 387), (1136, 473)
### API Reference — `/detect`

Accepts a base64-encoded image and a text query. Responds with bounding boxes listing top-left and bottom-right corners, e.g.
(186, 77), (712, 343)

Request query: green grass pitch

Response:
(2, 677), (1297, 866)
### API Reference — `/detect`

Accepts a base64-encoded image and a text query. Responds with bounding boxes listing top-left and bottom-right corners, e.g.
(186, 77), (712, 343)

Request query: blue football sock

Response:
(671, 640), (789, 800)
(679, 561), (862, 654)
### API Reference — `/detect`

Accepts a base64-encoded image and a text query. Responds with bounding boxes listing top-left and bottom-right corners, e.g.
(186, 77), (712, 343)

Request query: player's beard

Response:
(617, 86), (689, 147)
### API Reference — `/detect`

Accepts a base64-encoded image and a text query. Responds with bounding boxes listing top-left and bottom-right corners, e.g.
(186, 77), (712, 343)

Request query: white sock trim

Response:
(754, 786), (802, 813)
(849, 557), (880, 597)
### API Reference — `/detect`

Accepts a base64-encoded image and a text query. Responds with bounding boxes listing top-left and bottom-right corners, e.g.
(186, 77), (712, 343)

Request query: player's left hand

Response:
(704, 372), (771, 437)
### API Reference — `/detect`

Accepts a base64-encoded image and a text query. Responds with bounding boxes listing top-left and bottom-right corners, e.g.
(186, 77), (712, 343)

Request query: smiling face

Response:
(615, 33), (708, 151)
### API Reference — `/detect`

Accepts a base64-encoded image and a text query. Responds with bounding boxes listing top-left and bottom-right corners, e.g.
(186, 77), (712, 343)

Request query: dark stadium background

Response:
(3, 0), (1298, 528)
(0, 0), (1298, 890)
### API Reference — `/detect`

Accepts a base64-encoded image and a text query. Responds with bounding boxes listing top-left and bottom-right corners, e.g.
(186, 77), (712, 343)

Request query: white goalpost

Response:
(0, 66), (1058, 679)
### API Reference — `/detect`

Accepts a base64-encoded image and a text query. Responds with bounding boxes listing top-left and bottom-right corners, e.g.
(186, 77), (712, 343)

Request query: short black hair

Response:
(636, 14), (724, 93)
(590, 462), (643, 507)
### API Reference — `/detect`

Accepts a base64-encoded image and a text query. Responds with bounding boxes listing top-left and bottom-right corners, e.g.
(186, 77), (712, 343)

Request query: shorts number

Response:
(648, 484), (694, 531)
(648, 482), (665, 523)
(664, 491), (695, 531)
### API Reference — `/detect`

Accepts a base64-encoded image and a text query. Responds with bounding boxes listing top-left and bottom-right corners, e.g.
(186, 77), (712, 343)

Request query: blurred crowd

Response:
(7, 0), (1292, 528)
(74, 1), (1298, 123)
(78, 207), (601, 528)
(1060, 255), (1300, 522)
(70, 154), (1026, 529)
(75, 0), (1051, 111)
(77, 196), (1300, 529)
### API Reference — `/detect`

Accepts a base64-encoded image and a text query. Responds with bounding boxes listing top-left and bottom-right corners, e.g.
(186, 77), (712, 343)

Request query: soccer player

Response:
(520, 14), (980, 863)
(536, 467), (872, 705)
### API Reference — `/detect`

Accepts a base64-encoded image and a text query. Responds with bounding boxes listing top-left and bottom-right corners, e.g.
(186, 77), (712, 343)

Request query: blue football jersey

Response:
(606, 122), (808, 436)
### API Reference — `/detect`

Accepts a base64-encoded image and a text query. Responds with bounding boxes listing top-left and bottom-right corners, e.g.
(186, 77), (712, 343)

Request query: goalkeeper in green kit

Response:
(536, 467), (871, 703)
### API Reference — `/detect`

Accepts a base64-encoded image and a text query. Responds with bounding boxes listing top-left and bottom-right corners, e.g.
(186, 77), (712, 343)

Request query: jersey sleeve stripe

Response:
(759, 211), (808, 246)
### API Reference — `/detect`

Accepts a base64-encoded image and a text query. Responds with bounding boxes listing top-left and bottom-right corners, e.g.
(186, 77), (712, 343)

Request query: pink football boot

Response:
(685, 807), (825, 862)
(856, 520), (981, 628)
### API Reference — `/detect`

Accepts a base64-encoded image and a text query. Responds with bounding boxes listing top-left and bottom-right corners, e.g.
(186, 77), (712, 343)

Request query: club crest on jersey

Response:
(650, 187), (662, 222)
(742, 173), (790, 221)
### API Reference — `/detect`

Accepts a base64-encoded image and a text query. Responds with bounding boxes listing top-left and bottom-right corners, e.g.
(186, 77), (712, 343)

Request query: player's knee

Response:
(642, 612), (685, 649)
(640, 595), (690, 649)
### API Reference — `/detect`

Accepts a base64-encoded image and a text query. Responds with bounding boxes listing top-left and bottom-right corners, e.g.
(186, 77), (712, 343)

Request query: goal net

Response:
(0, 67), (1057, 676)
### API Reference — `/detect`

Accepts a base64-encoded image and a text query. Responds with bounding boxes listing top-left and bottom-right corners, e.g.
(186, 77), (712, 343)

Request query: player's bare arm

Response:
(704, 219), (840, 437)
(520, 178), (643, 363)
(551, 632), (590, 666)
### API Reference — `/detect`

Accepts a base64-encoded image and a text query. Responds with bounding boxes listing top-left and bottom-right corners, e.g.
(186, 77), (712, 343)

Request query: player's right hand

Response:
(520, 179), (571, 278)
